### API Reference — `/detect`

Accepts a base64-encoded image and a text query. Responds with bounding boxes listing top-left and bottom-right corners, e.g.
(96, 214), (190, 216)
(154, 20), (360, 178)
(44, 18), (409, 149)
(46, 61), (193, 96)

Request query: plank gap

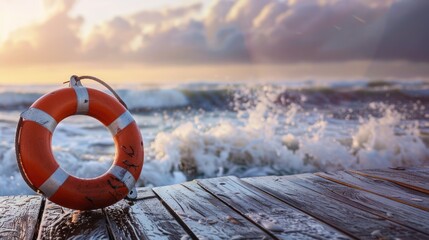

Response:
(195, 179), (280, 240)
(351, 169), (429, 194)
(105, 193), (189, 240)
(153, 190), (199, 240)
(316, 171), (429, 211)
(32, 197), (46, 240)
(243, 177), (356, 239)
(101, 208), (115, 240)
(154, 182), (272, 239)
(292, 174), (429, 235)
(37, 201), (110, 239)
(244, 174), (428, 239)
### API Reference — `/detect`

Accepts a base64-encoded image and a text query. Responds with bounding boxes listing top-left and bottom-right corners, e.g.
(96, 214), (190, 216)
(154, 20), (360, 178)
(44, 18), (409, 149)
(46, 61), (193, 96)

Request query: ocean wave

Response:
(0, 92), (42, 109)
(119, 88), (189, 110)
(0, 87), (232, 112)
(0, 80), (427, 112)
(0, 80), (428, 195)
(141, 102), (429, 186)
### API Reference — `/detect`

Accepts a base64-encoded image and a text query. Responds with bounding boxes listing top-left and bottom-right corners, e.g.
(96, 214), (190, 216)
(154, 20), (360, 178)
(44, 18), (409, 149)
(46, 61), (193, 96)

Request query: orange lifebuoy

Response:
(16, 77), (144, 210)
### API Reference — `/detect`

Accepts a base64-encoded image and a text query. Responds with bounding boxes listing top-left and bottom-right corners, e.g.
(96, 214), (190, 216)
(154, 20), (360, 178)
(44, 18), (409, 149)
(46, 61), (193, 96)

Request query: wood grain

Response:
(0, 195), (43, 240)
(136, 187), (156, 199)
(197, 176), (350, 240)
(37, 200), (110, 239)
(292, 174), (429, 235)
(3, 170), (428, 240)
(154, 181), (271, 240)
(244, 174), (429, 240)
(105, 194), (189, 240)
(391, 166), (429, 178)
(316, 170), (429, 211)
(352, 169), (429, 194)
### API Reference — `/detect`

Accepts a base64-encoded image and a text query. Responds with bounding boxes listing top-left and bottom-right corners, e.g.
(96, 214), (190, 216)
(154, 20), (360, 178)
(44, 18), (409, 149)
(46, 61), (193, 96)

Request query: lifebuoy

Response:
(16, 77), (144, 210)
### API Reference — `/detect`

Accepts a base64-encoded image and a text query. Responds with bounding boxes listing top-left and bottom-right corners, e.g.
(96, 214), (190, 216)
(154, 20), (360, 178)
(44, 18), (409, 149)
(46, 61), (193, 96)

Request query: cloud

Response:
(245, 0), (429, 63)
(83, 16), (140, 61)
(131, 0), (429, 64)
(0, 0), (82, 64)
(1, 0), (428, 65)
(131, 3), (202, 24)
(134, 20), (250, 64)
(371, 0), (429, 62)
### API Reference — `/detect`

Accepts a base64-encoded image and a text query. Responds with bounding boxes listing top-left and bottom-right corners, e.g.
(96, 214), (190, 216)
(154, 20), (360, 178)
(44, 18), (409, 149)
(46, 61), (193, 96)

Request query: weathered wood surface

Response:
(397, 166), (429, 178)
(352, 169), (429, 194)
(136, 187), (157, 199)
(37, 200), (110, 240)
(0, 195), (43, 240)
(197, 176), (349, 240)
(105, 188), (189, 240)
(316, 170), (429, 210)
(292, 174), (429, 235)
(153, 181), (271, 239)
(1, 167), (429, 239)
(244, 175), (429, 240)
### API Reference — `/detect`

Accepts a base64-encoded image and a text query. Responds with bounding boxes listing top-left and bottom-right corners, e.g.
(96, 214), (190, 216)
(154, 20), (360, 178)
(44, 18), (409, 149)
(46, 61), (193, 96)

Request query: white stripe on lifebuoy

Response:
(73, 86), (89, 114)
(39, 168), (69, 197)
(16, 80), (144, 210)
(20, 108), (57, 133)
(109, 165), (136, 191)
(107, 111), (134, 136)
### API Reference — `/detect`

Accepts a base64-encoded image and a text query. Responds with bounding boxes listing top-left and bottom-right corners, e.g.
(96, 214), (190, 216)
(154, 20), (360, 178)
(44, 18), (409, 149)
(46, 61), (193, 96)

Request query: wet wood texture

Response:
(352, 168), (429, 194)
(292, 174), (429, 235)
(0, 195), (43, 240)
(153, 181), (271, 239)
(105, 188), (189, 240)
(37, 200), (110, 239)
(316, 170), (429, 210)
(197, 176), (349, 239)
(243, 174), (429, 240)
(1, 167), (428, 239)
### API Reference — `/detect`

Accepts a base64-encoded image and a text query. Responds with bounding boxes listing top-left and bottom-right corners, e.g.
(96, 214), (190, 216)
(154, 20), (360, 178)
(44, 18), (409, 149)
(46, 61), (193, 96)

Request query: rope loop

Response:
(64, 75), (128, 109)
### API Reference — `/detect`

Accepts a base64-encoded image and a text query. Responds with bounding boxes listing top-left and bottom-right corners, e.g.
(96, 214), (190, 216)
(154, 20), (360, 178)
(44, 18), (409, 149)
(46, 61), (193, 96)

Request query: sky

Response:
(0, 0), (428, 84)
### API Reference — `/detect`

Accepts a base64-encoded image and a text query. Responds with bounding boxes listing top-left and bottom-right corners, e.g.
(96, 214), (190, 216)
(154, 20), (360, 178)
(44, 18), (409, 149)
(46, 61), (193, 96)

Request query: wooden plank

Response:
(389, 166), (429, 178)
(0, 195), (43, 240)
(105, 193), (189, 240)
(154, 181), (271, 240)
(291, 174), (429, 235)
(136, 187), (156, 199)
(244, 175), (429, 240)
(316, 171), (429, 211)
(197, 176), (350, 240)
(352, 169), (429, 194)
(382, 167), (429, 180)
(37, 200), (110, 239)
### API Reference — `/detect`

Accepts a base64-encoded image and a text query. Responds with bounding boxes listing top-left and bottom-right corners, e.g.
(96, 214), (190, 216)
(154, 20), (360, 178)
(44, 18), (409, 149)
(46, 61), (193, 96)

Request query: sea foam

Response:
(0, 80), (427, 195)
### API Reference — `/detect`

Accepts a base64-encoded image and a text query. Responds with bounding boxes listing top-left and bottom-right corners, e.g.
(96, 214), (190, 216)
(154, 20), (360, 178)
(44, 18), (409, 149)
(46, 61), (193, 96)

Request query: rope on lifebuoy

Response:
(64, 75), (128, 109)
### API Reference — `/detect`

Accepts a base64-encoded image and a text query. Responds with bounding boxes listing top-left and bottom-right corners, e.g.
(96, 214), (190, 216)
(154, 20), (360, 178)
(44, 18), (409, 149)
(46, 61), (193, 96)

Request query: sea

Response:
(0, 79), (428, 195)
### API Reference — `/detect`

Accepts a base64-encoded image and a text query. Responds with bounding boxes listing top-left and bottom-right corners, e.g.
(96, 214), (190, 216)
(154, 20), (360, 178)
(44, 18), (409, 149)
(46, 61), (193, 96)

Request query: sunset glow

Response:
(0, 0), (428, 84)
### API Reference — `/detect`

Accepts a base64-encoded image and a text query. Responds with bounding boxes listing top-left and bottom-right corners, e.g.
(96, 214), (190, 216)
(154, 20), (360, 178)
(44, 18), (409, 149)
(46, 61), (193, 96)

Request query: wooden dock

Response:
(1, 167), (429, 239)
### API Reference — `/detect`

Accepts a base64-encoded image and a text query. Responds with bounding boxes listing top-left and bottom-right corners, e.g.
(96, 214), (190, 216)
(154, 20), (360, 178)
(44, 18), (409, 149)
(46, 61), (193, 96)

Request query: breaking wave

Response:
(142, 96), (429, 186)
(0, 79), (428, 194)
(0, 80), (427, 112)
